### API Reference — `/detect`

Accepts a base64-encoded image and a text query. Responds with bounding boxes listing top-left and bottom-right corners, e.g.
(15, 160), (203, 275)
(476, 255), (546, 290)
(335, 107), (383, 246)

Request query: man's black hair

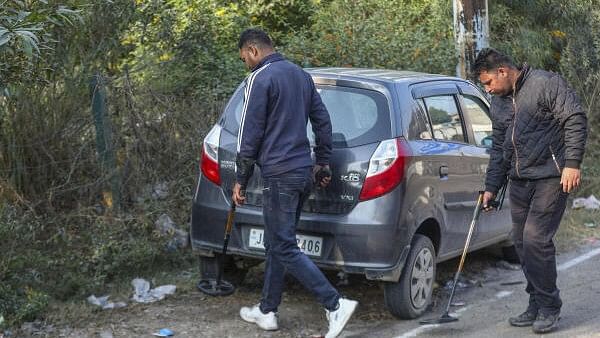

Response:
(472, 48), (517, 76)
(238, 28), (273, 50)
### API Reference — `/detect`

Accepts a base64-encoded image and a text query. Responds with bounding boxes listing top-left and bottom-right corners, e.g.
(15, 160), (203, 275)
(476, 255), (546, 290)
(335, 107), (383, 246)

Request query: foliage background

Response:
(1, 0), (599, 329)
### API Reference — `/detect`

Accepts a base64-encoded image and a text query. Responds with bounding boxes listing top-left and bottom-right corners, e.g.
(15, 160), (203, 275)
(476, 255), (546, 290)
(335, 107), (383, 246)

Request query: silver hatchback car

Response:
(191, 68), (513, 319)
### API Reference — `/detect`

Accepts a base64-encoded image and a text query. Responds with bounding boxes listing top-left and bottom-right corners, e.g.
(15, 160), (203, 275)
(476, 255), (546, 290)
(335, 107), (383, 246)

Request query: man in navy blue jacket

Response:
(232, 28), (357, 338)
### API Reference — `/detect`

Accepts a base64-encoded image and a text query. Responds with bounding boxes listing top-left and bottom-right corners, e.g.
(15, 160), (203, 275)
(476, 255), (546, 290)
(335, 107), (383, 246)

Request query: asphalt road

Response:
(343, 245), (600, 338)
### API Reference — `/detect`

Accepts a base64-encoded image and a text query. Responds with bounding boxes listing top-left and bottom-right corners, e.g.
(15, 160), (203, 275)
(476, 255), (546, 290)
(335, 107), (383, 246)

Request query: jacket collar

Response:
(252, 52), (285, 72)
(513, 63), (531, 94)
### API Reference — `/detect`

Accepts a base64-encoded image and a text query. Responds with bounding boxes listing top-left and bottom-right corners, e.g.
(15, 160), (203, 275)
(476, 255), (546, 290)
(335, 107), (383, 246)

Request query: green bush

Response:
(282, 0), (455, 74)
(0, 205), (193, 328)
(0, 284), (49, 330)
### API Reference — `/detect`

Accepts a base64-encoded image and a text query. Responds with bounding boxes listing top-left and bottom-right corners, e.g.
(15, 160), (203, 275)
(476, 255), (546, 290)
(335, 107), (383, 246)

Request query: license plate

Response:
(248, 228), (323, 257)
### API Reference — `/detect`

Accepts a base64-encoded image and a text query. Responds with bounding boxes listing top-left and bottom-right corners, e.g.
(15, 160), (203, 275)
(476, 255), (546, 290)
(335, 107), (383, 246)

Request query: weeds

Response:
(0, 203), (195, 330)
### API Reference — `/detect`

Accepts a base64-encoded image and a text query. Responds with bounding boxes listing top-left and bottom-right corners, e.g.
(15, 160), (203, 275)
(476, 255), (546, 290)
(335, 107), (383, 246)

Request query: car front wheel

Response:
(384, 234), (436, 319)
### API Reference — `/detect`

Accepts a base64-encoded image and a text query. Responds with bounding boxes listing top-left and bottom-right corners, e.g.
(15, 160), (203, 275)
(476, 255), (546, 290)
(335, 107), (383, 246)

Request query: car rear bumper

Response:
(191, 174), (412, 282)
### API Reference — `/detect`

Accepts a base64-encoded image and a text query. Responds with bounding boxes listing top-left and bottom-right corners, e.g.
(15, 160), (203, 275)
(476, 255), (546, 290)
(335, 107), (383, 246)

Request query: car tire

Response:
(199, 254), (248, 286)
(501, 245), (520, 264)
(384, 234), (436, 319)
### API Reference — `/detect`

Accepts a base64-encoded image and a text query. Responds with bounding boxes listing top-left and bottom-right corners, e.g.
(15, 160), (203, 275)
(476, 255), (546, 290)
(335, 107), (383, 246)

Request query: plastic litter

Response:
(152, 328), (174, 337)
(132, 278), (176, 303)
(444, 279), (469, 290)
(496, 260), (521, 271)
(151, 182), (169, 200)
(572, 195), (600, 210)
(86, 295), (127, 310)
(155, 214), (189, 249)
(19, 321), (54, 336)
(585, 222), (597, 228)
(99, 329), (114, 338)
(451, 301), (466, 306)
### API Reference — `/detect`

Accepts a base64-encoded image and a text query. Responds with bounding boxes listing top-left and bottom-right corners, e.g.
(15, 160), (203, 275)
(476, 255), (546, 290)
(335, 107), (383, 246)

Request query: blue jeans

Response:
(259, 167), (340, 313)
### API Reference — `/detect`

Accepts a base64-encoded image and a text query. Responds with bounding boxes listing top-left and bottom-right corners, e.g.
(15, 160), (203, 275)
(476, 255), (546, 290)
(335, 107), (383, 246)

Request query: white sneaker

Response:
(239, 304), (278, 331)
(325, 298), (358, 338)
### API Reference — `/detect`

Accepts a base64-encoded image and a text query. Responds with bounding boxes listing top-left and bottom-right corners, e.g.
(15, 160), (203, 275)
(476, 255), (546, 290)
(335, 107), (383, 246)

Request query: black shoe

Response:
(532, 312), (560, 334)
(508, 310), (538, 327)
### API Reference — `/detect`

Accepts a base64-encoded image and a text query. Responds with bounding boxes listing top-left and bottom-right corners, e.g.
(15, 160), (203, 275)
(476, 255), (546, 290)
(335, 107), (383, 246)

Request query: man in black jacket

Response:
(472, 48), (587, 333)
(232, 28), (357, 338)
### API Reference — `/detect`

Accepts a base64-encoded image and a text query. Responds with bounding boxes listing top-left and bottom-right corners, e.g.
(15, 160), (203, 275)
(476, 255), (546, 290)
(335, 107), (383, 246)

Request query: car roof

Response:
(306, 67), (463, 85)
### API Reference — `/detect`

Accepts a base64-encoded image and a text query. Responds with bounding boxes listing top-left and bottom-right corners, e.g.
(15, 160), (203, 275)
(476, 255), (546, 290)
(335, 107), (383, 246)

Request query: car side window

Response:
(461, 95), (493, 148)
(422, 95), (466, 143)
(221, 87), (244, 134)
(414, 100), (433, 140)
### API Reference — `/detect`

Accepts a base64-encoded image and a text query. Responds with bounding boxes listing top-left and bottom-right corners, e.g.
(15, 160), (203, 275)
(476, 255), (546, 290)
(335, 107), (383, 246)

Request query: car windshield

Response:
(221, 83), (391, 148)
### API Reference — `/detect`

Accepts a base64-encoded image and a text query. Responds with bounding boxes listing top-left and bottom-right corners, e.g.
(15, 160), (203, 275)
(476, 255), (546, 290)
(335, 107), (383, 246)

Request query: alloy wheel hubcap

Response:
(410, 247), (434, 308)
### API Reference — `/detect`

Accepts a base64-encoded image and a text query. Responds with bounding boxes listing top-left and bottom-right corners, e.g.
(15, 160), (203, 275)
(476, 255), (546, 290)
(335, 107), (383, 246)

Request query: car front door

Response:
(411, 83), (481, 255)
(457, 82), (512, 241)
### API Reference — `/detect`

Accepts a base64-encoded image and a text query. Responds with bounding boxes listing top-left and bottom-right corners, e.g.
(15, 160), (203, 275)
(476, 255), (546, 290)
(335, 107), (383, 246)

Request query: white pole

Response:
(453, 0), (489, 81)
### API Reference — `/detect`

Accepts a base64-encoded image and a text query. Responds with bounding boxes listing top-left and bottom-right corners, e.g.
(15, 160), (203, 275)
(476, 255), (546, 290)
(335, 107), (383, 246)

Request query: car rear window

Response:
(221, 84), (391, 148)
(312, 85), (391, 147)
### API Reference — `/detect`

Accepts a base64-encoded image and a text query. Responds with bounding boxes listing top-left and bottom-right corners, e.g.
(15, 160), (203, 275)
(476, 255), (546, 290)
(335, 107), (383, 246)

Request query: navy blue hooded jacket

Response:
(236, 53), (332, 184)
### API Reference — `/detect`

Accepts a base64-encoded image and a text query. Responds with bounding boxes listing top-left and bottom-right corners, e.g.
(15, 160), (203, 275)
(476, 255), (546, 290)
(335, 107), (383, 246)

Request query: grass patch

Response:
(556, 207), (600, 253)
(0, 205), (196, 331)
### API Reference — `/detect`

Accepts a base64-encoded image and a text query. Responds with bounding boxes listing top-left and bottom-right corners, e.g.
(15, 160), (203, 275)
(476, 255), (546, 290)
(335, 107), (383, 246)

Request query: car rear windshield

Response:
(221, 84), (391, 148)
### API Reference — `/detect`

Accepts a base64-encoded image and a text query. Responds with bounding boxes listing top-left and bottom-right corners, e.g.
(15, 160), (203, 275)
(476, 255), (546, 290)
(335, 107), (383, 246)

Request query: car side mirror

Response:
(481, 135), (493, 148)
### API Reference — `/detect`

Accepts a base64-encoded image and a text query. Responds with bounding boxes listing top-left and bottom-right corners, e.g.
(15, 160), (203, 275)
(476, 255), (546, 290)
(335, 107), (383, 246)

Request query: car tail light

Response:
(200, 125), (222, 186)
(359, 138), (409, 201)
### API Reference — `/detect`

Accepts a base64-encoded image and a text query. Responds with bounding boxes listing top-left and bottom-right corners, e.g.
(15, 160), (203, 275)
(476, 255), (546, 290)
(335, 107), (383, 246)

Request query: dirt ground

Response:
(7, 208), (600, 338)
(3, 250), (526, 338)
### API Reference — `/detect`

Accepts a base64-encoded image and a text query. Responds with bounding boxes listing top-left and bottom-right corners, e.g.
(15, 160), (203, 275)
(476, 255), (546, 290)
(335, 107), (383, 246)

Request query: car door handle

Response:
(439, 165), (449, 178)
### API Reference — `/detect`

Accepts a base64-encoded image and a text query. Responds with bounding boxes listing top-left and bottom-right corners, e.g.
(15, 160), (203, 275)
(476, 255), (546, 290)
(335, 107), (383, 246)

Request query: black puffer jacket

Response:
(485, 64), (588, 194)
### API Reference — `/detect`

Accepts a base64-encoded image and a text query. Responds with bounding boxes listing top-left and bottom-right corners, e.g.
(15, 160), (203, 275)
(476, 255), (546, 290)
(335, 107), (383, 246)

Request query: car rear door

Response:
(217, 78), (394, 215)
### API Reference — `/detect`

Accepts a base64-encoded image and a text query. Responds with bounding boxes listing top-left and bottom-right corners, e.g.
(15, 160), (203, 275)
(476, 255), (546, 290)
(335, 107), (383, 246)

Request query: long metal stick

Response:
(215, 203), (236, 285)
(444, 191), (484, 315)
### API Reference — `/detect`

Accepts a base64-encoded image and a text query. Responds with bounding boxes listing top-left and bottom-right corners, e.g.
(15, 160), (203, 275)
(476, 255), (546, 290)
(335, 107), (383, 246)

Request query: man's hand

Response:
(482, 191), (497, 212)
(561, 167), (581, 193)
(313, 164), (332, 188)
(232, 183), (246, 206)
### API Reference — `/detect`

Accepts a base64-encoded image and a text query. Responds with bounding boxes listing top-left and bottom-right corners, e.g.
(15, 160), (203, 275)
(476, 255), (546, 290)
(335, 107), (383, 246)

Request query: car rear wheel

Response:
(384, 234), (436, 319)
(198, 254), (248, 286)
